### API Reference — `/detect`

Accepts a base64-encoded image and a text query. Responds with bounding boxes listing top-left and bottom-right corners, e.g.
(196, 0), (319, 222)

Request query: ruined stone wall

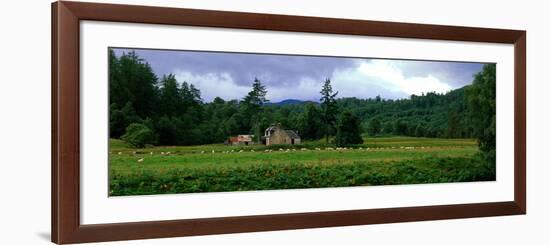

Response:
(268, 130), (290, 145)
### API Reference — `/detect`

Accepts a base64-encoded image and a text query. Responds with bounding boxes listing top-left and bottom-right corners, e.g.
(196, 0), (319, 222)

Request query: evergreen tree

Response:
(108, 49), (124, 107)
(297, 103), (322, 140)
(180, 81), (204, 122)
(320, 78), (339, 144)
(336, 111), (363, 146)
(242, 78), (269, 143)
(116, 50), (159, 118)
(158, 74), (181, 117)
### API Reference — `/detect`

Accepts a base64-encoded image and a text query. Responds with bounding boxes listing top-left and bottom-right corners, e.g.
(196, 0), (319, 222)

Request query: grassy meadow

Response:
(109, 136), (495, 196)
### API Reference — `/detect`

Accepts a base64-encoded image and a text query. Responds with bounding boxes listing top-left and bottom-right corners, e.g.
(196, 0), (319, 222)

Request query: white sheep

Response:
(315, 147), (321, 151)
(117, 152), (122, 155)
(137, 158), (144, 163)
(239, 150), (244, 153)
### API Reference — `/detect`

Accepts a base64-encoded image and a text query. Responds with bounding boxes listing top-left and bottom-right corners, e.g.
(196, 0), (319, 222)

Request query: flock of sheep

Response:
(109, 145), (432, 163)
(111, 145), (428, 162)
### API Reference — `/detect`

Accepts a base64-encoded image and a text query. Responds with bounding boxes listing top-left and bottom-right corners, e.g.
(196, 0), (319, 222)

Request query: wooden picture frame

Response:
(51, 1), (526, 244)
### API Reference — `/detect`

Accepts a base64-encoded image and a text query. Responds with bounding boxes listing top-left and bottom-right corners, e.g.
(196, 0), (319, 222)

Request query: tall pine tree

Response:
(320, 78), (339, 144)
(243, 78), (269, 143)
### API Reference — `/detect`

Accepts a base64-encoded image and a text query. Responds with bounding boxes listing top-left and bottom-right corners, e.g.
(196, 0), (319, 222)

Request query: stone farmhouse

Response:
(263, 123), (301, 146)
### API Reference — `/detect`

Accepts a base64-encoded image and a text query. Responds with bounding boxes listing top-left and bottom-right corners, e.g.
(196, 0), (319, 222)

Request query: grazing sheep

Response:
(118, 152), (122, 155)
(161, 152), (165, 155)
(264, 149), (270, 152)
(201, 151), (205, 154)
(326, 147), (334, 150)
(292, 149), (296, 151)
(315, 147), (321, 151)
(285, 149), (290, 152)
(251, 149), (255, 152)
(231, 150), (234, 153)
(212, 150), (215, 153)
(279, 148), (283, 151)
(239, 150), (244, 153)
(301, 148), (307, 151)
(137, 158), (144, 163)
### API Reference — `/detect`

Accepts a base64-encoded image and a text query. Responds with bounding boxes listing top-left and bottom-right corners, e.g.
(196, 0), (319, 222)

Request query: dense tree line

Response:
(109, 50), (495, 158)
(338, 88), (473, 138)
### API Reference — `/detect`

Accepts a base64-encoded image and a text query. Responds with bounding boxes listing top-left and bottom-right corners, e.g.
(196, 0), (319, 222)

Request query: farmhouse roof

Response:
(285, 130), (300, 139)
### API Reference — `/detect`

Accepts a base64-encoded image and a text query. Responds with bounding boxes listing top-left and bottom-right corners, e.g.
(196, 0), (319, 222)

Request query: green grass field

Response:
(109, 136), (495, 196)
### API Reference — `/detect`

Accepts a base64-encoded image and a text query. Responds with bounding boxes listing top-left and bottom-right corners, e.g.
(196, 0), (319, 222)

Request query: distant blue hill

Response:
(265, 99), (319, 106)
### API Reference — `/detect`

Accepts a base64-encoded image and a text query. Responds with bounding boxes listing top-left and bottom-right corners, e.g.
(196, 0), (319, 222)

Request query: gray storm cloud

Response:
(112, 48), (486, 102)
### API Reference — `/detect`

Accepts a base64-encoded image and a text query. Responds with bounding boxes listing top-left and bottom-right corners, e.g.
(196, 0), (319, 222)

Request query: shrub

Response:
(121, 123), (156, 148)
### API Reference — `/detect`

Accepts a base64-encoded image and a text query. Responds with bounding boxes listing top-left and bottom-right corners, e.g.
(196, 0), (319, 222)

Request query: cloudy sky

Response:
(112, 48), (486, 103)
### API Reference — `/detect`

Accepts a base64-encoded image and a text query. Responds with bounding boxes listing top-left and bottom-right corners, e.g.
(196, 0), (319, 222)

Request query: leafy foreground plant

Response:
(109, 155), (495, 196)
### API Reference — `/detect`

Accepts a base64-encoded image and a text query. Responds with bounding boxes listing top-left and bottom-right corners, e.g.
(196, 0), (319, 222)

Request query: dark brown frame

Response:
(52, 1), (526, 244)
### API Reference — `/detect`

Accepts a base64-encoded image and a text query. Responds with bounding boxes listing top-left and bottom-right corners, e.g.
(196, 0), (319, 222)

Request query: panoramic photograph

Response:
(108, 48), (496, 196)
